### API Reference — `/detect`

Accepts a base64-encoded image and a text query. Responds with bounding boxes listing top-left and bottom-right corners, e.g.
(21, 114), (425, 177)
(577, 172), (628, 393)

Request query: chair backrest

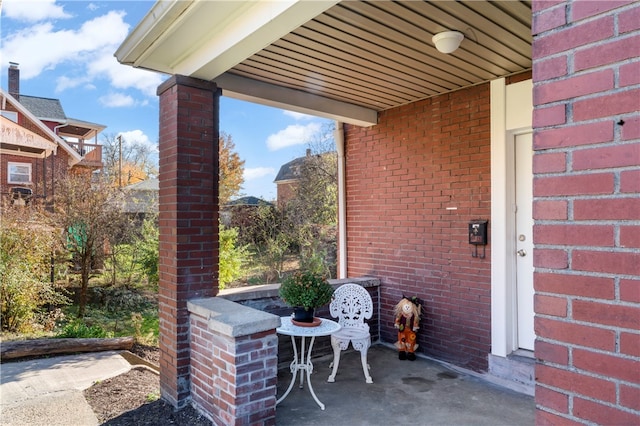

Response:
(329, 283), (373, 331)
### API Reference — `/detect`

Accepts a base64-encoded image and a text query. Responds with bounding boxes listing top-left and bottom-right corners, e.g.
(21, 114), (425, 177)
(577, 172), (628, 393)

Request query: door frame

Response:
(490, 78), (533, 357)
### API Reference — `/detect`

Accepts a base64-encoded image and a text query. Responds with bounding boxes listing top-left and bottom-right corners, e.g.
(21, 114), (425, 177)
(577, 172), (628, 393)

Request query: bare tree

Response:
(53, 174), (133, 317)
(101, 133), (158, 186)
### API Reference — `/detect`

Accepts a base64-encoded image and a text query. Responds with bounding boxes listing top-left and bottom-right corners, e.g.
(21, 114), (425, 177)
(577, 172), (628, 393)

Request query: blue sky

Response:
(0, 0), (331, 201)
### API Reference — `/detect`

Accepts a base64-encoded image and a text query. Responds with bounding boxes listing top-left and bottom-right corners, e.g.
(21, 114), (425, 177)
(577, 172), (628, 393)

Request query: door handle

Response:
(517, 249), (526, 257)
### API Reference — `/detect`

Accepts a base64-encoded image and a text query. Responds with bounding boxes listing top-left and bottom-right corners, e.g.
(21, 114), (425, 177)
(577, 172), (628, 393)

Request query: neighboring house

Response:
(121, 178), (159, 220)
(1, 63), (104, 206)
(220, 196), (272, 227)
(273, 150), (310, 207)
(115, 1), (639, 424)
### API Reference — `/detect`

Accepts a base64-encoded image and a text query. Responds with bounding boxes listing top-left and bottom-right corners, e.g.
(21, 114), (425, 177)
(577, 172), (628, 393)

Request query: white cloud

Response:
(1, 8), (163, 99)
(283, 110), (315, 121)
(244, 167), (275, 181)
(99, 92), (135, 108)
(118, 130), (158, 153)
(3, 0), (71, 22)
(266, 122), (322, 151)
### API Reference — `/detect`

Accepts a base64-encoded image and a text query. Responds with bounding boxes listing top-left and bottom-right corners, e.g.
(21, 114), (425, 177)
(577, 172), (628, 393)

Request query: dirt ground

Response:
(83, 344), (212, 425)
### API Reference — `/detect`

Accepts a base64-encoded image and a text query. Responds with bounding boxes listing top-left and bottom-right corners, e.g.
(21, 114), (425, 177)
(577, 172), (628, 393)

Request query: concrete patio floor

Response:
(275, 344), (535, 426)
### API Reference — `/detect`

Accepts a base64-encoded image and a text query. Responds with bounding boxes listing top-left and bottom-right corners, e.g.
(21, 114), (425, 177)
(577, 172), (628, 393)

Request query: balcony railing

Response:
(67, 141), (102, 168)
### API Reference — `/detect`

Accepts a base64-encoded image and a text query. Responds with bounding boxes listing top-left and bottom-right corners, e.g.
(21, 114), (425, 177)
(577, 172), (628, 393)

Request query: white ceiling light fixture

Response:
(432, 31), (464, 54)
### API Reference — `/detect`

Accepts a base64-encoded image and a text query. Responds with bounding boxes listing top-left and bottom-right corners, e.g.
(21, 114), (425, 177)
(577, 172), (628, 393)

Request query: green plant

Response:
(278, 271), (334, 310)
(219, 224), (248, 289)
(57, 320), (110, 338)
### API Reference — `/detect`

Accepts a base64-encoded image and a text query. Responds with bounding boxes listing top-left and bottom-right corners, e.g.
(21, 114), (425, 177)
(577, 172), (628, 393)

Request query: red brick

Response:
(536, 340), (569, 365)
(535, 294), (567, 317)
(534, 248), (569, 269)
(535, 364), (616, 402)
(574, 198), (640, 220)
(575, 35), (640, 71)
(535, 386), (569, 413)
(620, 331), (640, 357)
(533, 104), (566, 128)
(573, 143), (640, 170)
(620, 62), (640, 88)
(534, 173), (614, 196)
(573, 348), (640, 382)
(534, 69), (614, 105)
(533, 200), (568, 220)
(534, 121), (614, 149)
(620, 279), (640, 304)
(573, 250), (640, 276)
(535, 317), (615, 351)
(533, 16), (614, 58)
(621, 226), (640, 249)
(533, 4), (566, 35)
(573, 397), (640, 426)
(574, 89), (640, 121)
(534, 272), (615, 299)
(621, 169), (640, 192)
(619, 4), (640, 33)
(533, 56), (567, 81)
(572, 0), (634, 21)
(533, 152), (566, 173)
(620, 384), (640, 411)
(573, 299), (640, 330)
(535, 409), (583, 426)
(534, 224), (613, 246)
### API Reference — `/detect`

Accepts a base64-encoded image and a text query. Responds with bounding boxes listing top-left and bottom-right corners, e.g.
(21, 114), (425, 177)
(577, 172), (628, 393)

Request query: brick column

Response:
(532, 1), (639, 424)
(157, 75), (220, 407)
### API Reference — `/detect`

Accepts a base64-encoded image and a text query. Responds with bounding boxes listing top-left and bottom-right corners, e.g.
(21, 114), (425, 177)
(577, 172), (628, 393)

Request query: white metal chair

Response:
(327, 283), (373, 384)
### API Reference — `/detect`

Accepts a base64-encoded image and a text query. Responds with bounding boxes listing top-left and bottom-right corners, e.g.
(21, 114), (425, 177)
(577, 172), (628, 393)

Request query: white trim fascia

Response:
(115, 1), (339, 81)
(216, 73), (377, 127)
(490, 78), (511, 358)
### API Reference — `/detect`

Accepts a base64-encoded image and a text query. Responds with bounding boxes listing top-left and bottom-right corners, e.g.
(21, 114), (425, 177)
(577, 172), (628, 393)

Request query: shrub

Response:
(219, 224), (248, 289)
(57, 320), (110, 338)
(0, 208), (70, 332)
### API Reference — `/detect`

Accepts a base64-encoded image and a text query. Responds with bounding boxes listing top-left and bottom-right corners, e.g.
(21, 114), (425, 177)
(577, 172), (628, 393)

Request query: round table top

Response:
(277, 316), (341, 337)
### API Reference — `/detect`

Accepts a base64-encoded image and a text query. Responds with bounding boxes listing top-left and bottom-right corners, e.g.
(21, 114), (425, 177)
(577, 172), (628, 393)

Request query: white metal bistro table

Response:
(276, 316), (341, 410)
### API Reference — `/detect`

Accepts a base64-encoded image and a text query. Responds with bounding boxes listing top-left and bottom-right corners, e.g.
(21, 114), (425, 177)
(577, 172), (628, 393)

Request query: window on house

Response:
(8, 162), (32, 184)
(1, 110), (18, 123)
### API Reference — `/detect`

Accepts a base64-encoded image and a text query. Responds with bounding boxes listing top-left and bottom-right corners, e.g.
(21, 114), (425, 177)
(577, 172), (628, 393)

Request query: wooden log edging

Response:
(0, 337), (135, 361)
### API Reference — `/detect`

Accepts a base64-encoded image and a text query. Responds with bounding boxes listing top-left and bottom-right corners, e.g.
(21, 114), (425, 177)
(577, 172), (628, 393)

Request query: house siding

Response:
(344, 83), (492, 372)
(532, 1), (640, 424)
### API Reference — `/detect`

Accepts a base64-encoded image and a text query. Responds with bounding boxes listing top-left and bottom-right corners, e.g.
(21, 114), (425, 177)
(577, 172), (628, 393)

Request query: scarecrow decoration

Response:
(394, 295), (423, 361)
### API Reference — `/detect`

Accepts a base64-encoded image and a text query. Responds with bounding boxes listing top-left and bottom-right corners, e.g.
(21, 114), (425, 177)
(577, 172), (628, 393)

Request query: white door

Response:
(514, 132), (534, 351)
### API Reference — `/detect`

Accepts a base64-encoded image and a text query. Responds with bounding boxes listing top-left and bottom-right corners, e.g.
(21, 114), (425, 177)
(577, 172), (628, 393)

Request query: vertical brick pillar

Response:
(157, 75), (220, 407)
(532, 1), (640, 424)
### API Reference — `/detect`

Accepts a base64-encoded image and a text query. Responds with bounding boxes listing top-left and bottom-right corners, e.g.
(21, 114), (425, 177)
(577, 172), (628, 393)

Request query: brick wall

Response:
(532, 1), (640, 424)
(1, 150), (69, 203)
(344, 84), (492, 372)
(157, 76), (220, 408)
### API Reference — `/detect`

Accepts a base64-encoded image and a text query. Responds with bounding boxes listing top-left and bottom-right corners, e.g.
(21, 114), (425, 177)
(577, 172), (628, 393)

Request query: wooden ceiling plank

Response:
(331, 2), (517, 79)
(244, 54), (418, 104)
(419, 1), (531, 65)
(282, 31), (456, 93)
(259, 46), (434, 100)
(233, 63), (400, 109)
(273, 37), (447, 95)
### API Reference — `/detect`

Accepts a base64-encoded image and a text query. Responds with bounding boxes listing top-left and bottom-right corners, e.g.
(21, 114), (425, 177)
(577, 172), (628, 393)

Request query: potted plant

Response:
(279, 271), (334, 323)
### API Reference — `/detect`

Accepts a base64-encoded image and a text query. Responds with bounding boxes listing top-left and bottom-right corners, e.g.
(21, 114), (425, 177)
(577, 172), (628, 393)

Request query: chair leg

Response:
(360, 347), (373, 383)
(327, 338), (342, 383)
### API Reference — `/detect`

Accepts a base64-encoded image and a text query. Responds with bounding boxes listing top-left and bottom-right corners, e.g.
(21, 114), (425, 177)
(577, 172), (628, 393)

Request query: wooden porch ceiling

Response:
(116, 1), (532, 126)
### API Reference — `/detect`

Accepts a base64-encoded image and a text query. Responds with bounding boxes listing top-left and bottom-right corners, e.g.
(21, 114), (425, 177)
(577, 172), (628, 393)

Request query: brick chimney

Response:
(8, 62), (19, 98)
